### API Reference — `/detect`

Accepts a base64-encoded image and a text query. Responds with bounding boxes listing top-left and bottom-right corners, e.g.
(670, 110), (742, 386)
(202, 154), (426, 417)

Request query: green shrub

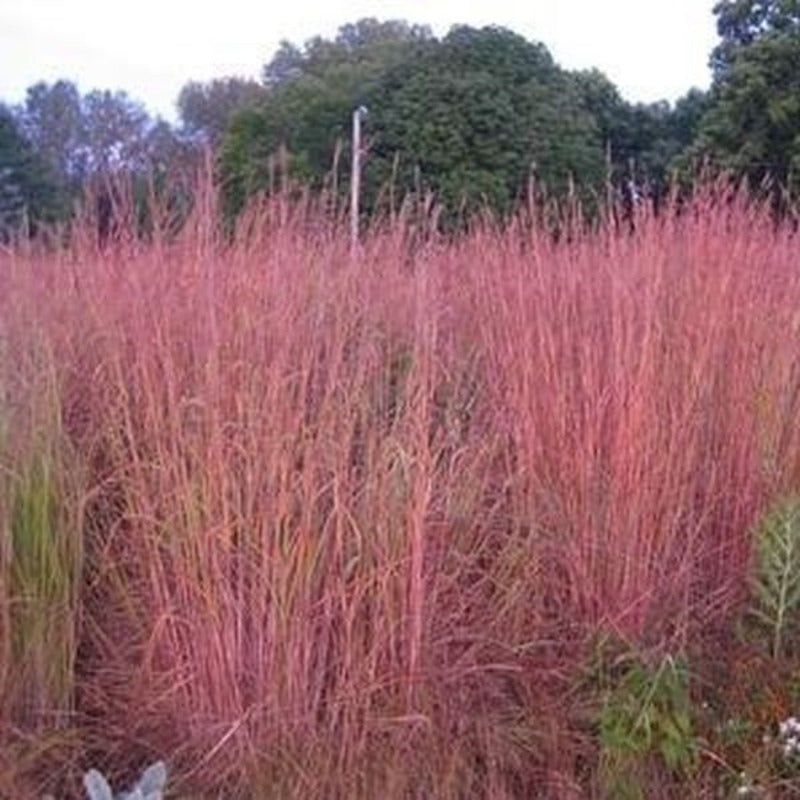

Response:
(590, 643), (697, 799)
(749, 497), (800, 660)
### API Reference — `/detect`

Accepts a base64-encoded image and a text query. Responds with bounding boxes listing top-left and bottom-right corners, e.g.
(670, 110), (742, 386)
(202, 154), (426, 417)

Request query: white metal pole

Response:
(351, 105), (367, 253)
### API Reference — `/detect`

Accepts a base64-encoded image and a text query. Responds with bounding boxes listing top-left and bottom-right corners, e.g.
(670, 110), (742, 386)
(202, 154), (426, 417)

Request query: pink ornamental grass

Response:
(0, 185), (798, 797)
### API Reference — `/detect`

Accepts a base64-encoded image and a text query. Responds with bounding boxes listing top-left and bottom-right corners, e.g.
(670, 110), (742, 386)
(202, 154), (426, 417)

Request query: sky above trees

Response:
(0, 0), (718, 121)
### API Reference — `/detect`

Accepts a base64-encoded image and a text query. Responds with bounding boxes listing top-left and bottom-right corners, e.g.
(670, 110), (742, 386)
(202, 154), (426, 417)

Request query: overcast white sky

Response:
(0, 0), (719, 121)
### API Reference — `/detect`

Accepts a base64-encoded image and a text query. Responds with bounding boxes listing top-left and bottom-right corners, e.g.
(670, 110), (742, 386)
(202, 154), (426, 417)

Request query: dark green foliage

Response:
(215, 11), (800, 225)
(15, 80), (86, 188)
(690, 31), (800, 192)
(669, 89), (711, 154)
(7, 81), (199, 238)
(219, 19), (729, 227)
(80, 89), (151, 173)
(575, 71), (708, 198)
(221, 20), (433, 218)
(0, 105), (68, 239)
(262, 18), (433, 88)
(711, 0), (800, 74)
(221, 22), (621, 224)
(219, 107), (286, 219)
(17, 82), (186, 182)
(177, 77), (267, 145)
(678, 1), (800, 205)
(368, 26), (605, 222)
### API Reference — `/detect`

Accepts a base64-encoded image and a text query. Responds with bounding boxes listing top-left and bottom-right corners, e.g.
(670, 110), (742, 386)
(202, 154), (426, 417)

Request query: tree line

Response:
(2, 0), (799, 238)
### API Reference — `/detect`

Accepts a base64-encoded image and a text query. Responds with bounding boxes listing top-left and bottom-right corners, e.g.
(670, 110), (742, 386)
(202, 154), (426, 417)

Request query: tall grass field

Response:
(3, 185), (800, 798)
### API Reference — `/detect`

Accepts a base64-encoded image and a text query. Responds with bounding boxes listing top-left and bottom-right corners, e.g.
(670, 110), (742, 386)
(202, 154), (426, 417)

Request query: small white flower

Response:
(736, 780), (757, 798)
(736, 771), (756, 797)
